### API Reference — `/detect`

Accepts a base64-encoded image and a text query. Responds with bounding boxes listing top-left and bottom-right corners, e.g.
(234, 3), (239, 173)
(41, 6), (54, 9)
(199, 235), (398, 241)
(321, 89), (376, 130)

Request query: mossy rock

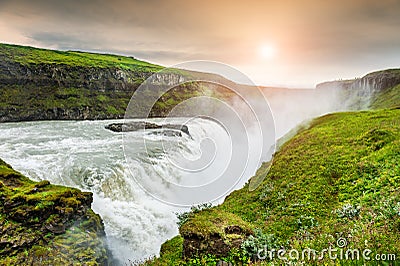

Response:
(180, 209), (253, 258)
(0, 159), (110, 265)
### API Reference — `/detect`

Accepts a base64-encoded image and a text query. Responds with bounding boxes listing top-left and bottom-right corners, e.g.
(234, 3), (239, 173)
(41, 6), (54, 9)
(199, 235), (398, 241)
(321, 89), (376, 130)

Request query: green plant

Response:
(176, 203), (213, 228)
(379, 200), (400, 219)
(334, 203), (361, 219)
(296, 215), (319, 230)
(241, 229), (280, 260)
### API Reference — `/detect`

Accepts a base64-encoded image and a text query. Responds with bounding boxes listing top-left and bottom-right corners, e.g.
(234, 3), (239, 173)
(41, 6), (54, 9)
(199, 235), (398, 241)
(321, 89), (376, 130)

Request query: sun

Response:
(259, 44), (276, 59)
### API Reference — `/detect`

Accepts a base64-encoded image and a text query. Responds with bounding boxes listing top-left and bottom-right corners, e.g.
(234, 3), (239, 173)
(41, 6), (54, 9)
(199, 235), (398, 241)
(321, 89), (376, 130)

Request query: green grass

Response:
(0, 43), (161, 71)
(370, 84), (400, 109)
(142, 236), (185, 266)
(151, 108), (400, 265)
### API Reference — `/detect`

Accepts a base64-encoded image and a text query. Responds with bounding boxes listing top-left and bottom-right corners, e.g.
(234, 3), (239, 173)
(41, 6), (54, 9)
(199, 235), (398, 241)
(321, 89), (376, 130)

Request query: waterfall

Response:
(0, 117), (264, 264)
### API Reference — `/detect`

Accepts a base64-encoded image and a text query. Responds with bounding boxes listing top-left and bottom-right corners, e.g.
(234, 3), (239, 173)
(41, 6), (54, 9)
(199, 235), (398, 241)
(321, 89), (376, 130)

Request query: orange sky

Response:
(0, 0), (399, 87)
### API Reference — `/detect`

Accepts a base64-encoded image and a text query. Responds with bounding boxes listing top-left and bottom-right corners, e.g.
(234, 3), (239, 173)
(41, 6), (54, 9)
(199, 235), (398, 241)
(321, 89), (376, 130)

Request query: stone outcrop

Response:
(105, 121), (190, 136)
(179, 209), (252, 259)
(0, 158), (110, 265)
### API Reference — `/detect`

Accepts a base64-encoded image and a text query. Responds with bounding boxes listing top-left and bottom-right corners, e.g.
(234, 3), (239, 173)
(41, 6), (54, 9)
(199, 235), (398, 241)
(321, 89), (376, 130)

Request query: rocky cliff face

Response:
(0, 58), (187, 92)
(0, 158), (110, 265)
(316, 69), (400, 109)
(0, 44), (196, 122)
(0, 62), (233, 122)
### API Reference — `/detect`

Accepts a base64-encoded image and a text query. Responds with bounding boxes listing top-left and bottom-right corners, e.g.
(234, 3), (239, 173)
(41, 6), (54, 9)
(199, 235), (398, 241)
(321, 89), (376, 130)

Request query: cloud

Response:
(0, 0), (399, 86)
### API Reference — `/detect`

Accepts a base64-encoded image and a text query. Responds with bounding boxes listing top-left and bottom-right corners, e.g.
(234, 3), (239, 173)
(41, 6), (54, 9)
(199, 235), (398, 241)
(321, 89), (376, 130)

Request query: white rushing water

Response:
(0, 117), (259, 264)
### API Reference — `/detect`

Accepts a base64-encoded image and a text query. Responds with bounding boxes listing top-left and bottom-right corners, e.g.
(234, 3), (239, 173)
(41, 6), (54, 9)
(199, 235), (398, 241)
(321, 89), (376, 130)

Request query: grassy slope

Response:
(368, 69), (400, 110)
(371, 84), (400, 110)
(0, 158), (108, 265)
(0, 43), (161, 71)
(221, 109), (400, 259)
(149, 105), (400, 264)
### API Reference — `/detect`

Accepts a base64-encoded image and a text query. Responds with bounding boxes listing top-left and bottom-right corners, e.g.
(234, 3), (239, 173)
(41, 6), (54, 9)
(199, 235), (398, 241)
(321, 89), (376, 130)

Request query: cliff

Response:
(0, 158), (110, 265)
(316, 69), (400, 109)
(0, 43), (227, 122)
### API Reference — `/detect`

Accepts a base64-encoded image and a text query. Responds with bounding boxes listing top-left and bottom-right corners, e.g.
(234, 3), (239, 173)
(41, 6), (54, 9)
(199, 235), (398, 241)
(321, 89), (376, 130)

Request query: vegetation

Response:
(371, 84), (400, 109)
(0, 158), (109, 265)
(1, 43), (399, 265)
(0, 43), (161, 71)
(0, 43), (234, 121)
(176, 203), (213, 228)
(0, 85), (132, 120)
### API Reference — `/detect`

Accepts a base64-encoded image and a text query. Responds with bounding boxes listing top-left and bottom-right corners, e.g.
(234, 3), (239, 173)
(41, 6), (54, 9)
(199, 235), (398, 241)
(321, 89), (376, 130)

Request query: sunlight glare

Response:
(260, 44), (276, 59)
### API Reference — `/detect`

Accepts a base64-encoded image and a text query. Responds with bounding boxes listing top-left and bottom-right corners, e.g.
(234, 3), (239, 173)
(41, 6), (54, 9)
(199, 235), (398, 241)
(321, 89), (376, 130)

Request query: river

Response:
(0, 117), (266, 264)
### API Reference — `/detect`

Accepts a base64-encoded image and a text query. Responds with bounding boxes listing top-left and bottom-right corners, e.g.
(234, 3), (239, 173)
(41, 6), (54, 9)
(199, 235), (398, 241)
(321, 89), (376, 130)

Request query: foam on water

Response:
(0, 118), (235, 264)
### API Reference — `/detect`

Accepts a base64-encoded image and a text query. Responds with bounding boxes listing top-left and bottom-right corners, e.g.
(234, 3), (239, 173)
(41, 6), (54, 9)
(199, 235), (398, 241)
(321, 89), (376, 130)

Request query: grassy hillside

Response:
(0, 43), (161, 71)
(0, 43), (230, 121)
(371, 84), (400, 110)
(143, 70), (400, 265)
(147, 107), (400, 265)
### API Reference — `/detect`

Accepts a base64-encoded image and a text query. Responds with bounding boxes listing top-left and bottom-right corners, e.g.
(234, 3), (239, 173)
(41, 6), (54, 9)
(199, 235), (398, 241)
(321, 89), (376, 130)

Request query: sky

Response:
(0, 0), (399, 87)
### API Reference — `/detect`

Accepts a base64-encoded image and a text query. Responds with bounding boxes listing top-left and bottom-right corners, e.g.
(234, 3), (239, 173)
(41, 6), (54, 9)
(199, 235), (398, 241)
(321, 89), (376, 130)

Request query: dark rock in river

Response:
(149, 130), (182, 137)
(105, 121), (190, 137)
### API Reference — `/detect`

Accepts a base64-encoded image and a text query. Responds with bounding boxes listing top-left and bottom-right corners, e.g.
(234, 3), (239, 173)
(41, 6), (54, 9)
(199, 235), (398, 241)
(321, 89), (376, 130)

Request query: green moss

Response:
(180, 209), (253, 240)
(96, 95), (108, 102)
(106, 105), (119, 115)
(0, 159), (108, 265)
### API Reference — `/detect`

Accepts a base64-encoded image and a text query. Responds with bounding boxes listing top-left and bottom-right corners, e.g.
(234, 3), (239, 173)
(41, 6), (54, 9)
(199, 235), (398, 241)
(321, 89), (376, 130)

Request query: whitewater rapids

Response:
(0, 117), (262, 263)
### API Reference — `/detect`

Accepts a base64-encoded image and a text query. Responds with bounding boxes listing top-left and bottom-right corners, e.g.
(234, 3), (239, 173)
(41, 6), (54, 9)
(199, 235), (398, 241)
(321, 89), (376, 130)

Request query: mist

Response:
(260, 83), (358, 140)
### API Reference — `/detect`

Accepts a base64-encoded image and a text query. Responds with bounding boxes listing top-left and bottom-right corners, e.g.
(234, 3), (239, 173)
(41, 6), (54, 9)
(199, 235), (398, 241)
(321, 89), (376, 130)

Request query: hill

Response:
(316, 69), (400, 110)
(0, 43), (233, 122)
